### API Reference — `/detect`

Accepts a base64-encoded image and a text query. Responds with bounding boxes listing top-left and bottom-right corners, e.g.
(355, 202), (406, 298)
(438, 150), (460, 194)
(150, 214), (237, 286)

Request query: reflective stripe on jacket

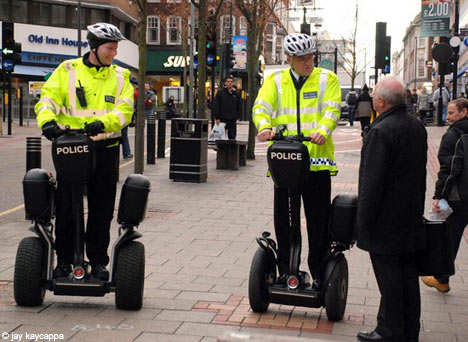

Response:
(252, 67), (341, 174)
(35, 56), (134, 141)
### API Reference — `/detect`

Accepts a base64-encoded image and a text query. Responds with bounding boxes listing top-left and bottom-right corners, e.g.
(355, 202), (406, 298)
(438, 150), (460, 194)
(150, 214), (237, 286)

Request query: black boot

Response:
(53, 262), (72, 278)
(91, 264), (109, 280)
(357, 331), (391, 342)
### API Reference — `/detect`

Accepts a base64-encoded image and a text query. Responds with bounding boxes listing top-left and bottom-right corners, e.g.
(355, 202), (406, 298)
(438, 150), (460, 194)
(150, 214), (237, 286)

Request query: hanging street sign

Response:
(3, 60), (14, 71)
(420, 0), (453, 37)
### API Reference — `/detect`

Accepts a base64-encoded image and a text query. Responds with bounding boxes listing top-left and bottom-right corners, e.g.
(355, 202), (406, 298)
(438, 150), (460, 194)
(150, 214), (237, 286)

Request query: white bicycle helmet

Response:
(284, 33), (315, 56)
(87, 23), (126, 43)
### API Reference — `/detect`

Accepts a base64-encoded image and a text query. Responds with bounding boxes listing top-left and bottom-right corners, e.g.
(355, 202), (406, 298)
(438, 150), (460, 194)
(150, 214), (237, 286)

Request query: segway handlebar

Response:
(269, 134), (312, 142)
(57, 127), (86, 137)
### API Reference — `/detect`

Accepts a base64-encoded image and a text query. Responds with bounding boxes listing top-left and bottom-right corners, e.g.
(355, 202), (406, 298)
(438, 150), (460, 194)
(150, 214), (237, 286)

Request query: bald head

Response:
(373, 77), (406, 113)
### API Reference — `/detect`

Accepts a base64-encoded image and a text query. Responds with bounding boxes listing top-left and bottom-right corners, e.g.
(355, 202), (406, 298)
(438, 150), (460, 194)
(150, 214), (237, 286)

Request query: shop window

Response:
(240, 16), (247, 36)
(12, 0), (27, 23)
(147, 16), (160, 44)
(51, 5), (67, 27)
(167, 16), (181, 45)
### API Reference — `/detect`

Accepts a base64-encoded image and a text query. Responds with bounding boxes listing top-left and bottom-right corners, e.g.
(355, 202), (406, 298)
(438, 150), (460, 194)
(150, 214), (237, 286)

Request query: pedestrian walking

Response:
(253, 33), (341, 289)
(213, 76), (241, 139)
(405, 89), (416, 116)
(433, 86), (450, 122)
(357, 77), (427, 342)
(346, 88), (358, 126)
(417, 87), (431, 124)
(36, 23), (134, 280)
(355, 84), (373, 135)
(144, 82), (156, 119)
(421, 98), (468, 293)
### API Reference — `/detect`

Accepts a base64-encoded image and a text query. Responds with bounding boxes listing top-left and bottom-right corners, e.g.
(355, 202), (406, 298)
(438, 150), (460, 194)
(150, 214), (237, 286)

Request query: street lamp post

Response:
(77, 0), (82, 57)
(414, 35), (417, 90)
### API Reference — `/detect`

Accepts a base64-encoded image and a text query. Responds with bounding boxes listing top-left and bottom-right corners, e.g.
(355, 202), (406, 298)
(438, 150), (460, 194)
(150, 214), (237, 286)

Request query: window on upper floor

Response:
(31, 1), (50, 26)
(418, 54), (425, 78)
(167, 0), (182, 2)
(51, 4), (67, 27)
(220, 15), (236, 43)
(147, 0), (161, 3)
(147, 16), (160, 45)
(418, 37), (426, 47)
(167, 16), (182, 45)
(240, 16), (247, 36)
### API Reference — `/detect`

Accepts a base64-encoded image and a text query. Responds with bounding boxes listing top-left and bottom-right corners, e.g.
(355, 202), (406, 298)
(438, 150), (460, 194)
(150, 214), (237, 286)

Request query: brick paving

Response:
(0, 120), (466, 342)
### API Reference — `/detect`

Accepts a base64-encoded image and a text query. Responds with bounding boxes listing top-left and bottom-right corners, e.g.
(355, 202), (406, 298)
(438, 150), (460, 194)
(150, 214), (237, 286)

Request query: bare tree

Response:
(134, 0), (147, 174)
(234, 0), (280, 160)
(335, 1), (363, 89)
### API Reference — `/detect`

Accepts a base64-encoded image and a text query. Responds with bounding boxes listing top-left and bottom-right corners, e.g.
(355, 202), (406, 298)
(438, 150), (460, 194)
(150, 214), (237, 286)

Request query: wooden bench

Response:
(216, 140), (247, 170)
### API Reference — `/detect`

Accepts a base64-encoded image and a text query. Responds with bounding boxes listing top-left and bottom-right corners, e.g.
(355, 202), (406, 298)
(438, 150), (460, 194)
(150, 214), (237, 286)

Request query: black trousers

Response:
(370, 252), (421, 342)
(55, 144), (119, 266)
(274, 170), (331, 281)
(357, 117), (371, 132)
(220, 119), (237, 140)
(436, 201), (468, 284)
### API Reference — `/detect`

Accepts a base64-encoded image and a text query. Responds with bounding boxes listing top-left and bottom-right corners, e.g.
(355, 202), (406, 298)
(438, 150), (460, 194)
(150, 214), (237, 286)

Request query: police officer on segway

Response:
(253, 33), (342, 289)
(35, 23), (134, 280)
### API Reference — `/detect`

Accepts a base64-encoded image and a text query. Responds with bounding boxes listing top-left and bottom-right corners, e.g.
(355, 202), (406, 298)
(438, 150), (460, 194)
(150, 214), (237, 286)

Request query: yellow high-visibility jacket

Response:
(253, 67), (341, 175)
(35, 55), (134, 142)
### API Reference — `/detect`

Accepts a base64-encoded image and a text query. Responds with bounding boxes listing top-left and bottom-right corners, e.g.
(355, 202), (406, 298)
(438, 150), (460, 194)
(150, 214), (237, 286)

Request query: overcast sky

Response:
(293, 0), (421, 63)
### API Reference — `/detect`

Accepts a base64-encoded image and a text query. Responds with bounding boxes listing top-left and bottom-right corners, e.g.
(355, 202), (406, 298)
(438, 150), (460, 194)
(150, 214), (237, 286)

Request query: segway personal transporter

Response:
(248, 129), (357, 321)
(15, 127), (150, 310)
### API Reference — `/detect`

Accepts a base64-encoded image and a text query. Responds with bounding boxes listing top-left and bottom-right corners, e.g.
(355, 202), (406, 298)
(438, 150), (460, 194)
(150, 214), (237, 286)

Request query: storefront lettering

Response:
(28, 34), (88, 48)
(163, 56), (190, 68)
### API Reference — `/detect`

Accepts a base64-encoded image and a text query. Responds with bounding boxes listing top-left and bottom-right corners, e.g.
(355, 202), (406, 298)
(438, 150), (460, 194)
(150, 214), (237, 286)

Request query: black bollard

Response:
(26, 137), (41, 171)
(147, 112), (156, 164)
(157, 111), (166, 158)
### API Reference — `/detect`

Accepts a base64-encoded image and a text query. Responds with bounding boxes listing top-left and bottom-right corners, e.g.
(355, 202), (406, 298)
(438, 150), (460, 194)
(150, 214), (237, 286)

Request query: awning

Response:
(12, 65), (56, 77)
(457, 65), (468, 78)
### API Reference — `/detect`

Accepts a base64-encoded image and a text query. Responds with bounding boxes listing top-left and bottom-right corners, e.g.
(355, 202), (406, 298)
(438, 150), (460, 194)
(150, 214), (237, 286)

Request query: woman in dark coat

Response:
(355, 84), (374, 135)
(421, 98), (468, 293)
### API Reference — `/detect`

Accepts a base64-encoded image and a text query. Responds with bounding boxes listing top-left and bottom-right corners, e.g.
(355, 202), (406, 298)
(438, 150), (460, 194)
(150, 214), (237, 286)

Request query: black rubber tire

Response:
(14, 237), (46, 306)
(114, 241), (145, 310)
(248, 247), (274, 312)
(324, 257), (348, 321)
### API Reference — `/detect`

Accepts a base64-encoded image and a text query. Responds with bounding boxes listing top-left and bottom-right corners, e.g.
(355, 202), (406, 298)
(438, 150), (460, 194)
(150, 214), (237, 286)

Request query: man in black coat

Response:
(213, 76), (241, 139)
(357, 77), (427, 342)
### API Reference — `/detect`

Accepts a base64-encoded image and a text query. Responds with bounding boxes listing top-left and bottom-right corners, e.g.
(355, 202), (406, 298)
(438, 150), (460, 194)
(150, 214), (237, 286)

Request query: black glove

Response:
(84, 121), (105, 137)
(42, 121), (61, 141)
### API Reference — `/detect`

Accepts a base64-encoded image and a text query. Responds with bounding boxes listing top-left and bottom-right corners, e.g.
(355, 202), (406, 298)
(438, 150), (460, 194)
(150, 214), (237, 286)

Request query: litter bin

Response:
(169, 118), (208, 183)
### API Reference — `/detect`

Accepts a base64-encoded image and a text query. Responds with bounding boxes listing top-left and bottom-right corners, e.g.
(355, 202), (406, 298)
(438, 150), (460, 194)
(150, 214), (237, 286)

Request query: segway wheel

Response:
(14, 237), (46, 306)
(324, 257), (348, 321)
(114, 241), (145, 310)
(248, 247), (274, 312)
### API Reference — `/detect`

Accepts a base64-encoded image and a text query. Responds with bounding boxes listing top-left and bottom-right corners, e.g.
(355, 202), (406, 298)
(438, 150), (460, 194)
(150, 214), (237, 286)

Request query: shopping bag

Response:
(415, 218), (455, 276)
(208, 123), (227, 149)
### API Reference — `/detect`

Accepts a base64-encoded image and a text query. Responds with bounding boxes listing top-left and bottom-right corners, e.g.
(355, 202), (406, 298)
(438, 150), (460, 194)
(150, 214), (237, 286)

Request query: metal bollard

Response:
(147, 112), (156, 164)
(157, 111), (166, 158)
(26, 137), (42, 171)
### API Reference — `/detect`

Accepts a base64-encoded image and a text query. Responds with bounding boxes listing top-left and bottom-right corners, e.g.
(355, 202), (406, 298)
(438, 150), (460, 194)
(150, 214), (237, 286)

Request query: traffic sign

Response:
(2, 48), (13, 55)
(3, 59), (13, 71)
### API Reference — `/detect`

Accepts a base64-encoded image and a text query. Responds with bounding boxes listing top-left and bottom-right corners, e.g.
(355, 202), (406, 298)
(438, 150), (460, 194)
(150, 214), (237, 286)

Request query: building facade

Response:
(401, 12), (434, 92)
(145, 0), (290, 105)
(0, 0), (139, 102)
